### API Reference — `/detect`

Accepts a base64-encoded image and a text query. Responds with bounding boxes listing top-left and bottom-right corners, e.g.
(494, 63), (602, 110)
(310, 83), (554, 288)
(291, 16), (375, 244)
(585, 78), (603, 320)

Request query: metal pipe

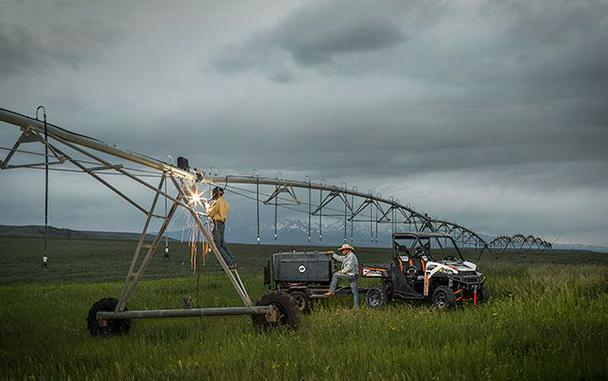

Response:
(204, 175), (426, 219)
(98, 306), (273, 320)
(0, 108), (195, 181)
(256, 173), (260, 244)
(36, 106), (49, 268)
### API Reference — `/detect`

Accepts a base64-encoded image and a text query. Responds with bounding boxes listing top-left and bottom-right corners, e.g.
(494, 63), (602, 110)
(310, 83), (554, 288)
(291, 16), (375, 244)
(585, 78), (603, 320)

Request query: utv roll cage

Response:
(392, 232), (465, 261)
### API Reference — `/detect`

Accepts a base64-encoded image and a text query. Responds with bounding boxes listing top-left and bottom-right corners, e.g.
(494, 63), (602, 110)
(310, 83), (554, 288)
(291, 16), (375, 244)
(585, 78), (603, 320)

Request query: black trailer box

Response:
(272, 252), (332, 283)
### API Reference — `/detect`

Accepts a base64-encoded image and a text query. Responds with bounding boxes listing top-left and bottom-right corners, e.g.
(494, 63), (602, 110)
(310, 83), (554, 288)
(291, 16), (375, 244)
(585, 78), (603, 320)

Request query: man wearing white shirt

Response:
(324, 243), (360, 309)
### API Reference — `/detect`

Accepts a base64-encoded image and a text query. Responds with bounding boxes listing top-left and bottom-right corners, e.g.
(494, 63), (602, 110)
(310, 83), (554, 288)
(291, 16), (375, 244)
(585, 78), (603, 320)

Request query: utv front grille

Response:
(459, 271), (480, 283)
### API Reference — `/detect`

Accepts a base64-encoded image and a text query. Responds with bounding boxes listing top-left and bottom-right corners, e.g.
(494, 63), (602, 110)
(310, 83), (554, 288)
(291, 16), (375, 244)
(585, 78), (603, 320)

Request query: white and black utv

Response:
(361, 232), (490, 309)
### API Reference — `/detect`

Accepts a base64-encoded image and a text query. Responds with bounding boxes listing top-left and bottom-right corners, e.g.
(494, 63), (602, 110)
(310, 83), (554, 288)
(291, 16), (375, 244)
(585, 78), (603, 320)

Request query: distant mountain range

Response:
(0, 225), (160, 241)
(1, 223), (606, 252)
(165, 217), (394, 248)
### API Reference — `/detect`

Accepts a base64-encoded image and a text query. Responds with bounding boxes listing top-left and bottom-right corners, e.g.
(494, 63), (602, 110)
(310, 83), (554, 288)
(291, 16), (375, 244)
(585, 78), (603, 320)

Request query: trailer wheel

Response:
(289, 290), (311, 313)
(478, 285), (491, 304)
(86, 297), (131, 337)
(252, 292), (300, 330)
(366, 286), (389, 308)
(431, 286), (456, 310)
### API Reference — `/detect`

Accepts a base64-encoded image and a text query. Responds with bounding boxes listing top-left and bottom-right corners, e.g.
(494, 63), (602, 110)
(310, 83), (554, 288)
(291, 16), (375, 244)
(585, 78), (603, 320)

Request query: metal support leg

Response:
(115, 174), (167, 311)
(169, 176), (253, 307)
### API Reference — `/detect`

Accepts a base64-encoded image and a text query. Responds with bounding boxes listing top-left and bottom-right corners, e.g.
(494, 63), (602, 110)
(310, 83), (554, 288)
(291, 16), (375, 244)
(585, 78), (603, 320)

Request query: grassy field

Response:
(1, 236), (607, 380)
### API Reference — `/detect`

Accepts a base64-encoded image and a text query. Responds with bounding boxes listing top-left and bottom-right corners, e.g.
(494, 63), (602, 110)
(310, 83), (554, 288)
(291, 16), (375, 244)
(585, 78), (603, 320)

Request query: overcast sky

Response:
(0, 0), (607, 246)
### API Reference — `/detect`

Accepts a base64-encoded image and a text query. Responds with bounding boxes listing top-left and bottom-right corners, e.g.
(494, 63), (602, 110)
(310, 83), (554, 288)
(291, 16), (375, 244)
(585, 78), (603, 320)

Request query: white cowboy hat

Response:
(338, 243), (354, 251)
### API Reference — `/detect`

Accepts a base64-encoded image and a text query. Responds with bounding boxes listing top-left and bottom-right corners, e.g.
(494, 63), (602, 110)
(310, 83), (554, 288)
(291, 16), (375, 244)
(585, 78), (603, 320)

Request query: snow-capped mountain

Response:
(166, 217), (394, 247)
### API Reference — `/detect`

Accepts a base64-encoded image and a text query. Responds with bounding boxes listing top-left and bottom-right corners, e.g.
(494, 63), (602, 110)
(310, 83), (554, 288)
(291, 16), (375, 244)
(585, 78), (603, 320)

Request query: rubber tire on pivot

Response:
(431, 286), (457, 310)
(86, 297), (131, 337)
(251, 291), (300, 330)
(366, 286), (389, 309)
(478, 285), (491, 304)
(289, 290), (311, 314)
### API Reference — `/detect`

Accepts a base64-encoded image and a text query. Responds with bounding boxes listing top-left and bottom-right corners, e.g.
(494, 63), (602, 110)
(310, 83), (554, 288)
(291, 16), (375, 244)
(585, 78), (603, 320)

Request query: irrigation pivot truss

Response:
(0, 107), (552, 257)
(0, 106), (554, 332)
(489, 234), (552, 253)
(0, 107), (288, 332)
(200, 175), (491, 254)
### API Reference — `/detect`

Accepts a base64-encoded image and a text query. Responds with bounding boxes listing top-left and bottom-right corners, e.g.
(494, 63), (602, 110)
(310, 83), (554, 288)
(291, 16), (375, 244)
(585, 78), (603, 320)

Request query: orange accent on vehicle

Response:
(421, 259), (426, 272)
(454, 289), (463, 294)
(473, 289), (478, 305)
(455, 296), (463, 302)
(365, 267), (387, 272)
(424, 273), (429, 296)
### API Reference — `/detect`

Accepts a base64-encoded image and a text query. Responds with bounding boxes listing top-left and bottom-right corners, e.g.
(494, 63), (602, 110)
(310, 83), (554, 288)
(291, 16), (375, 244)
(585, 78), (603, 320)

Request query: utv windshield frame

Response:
(392, 232), (465, 261)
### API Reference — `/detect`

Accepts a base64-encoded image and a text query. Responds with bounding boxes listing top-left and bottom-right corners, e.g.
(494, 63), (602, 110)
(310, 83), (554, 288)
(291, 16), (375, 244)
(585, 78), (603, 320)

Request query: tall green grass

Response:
(1, 237), (607, 380)
(1, 265), (607, 380)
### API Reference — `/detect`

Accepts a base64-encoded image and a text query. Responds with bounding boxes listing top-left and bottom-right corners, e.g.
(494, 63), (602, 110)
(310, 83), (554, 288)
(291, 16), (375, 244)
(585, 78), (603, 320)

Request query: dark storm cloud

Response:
(273, 1), (406, 66)
(0, 0), (607, 245)
(207, 0), (608, 176)
(212, 0), (444, 78)
(0, 23), (41, 76)
(0, 2), (124, 77)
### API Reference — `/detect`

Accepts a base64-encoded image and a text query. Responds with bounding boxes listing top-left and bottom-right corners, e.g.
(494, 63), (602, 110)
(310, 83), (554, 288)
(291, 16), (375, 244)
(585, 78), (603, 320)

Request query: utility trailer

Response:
(263, 251), (366, 312)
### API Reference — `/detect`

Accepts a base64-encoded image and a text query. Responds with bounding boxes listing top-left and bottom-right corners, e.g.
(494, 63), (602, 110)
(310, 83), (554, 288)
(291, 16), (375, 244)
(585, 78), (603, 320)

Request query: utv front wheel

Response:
(366, 286), (389, 308)
(431, 286), (456, 310)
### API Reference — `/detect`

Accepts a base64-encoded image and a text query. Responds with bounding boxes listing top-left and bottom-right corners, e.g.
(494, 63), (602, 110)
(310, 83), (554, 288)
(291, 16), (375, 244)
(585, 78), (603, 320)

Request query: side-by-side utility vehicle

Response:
(361, 232), (490, 309)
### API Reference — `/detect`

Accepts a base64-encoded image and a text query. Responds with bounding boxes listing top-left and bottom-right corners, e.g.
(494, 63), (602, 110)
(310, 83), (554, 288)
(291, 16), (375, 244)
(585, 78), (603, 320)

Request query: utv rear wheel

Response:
(366, 286), (389, 308)
(252, 292), (300, 330)
(289, 290), (311, 313)
(431, 286), (456, 310)
(86, 297), (131, 337)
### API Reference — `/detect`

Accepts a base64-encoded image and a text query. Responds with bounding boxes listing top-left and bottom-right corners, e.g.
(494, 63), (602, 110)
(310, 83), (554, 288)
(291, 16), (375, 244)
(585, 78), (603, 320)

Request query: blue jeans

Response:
(212, 221), (236, 268)
(329, 272), (360, 309)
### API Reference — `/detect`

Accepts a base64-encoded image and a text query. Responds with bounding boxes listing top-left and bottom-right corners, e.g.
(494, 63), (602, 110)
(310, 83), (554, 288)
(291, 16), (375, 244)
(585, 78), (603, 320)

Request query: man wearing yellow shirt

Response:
(207, 187), (236, 269)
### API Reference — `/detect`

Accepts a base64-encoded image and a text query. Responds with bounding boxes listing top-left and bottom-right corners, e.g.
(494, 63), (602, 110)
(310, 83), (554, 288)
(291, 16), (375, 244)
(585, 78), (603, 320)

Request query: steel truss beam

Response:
(202, 175), (492, 254)
(0, 107), (254, 316)
(263, 183), (300, 206)
(488, 234), (552, 254)
(2, 107), (553, 262)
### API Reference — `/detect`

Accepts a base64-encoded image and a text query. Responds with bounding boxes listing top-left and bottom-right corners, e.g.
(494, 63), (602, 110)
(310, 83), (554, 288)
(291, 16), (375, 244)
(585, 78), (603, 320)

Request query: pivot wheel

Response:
(366, 286), (389, 309)
(252, 291), (300, 330)
(86, 297), (131, 337)
(431, 286), (456, 310)
(289, 290), (311, 314)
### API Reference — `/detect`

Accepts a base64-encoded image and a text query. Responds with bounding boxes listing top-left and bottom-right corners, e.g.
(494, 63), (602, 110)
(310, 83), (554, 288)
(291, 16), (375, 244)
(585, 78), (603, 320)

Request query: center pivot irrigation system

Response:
(0, 107), (550, 334)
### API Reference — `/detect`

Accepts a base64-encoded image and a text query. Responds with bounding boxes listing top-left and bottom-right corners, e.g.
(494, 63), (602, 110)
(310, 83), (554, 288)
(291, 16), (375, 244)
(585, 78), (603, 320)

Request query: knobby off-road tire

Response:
(478, 285), (491, 304)
(431, 286), (457, 310)
(252, 291), (300, 330)
(366, 286), (389, 308)
(87, 297), (131, 337)
(289, 290), (312, 314)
